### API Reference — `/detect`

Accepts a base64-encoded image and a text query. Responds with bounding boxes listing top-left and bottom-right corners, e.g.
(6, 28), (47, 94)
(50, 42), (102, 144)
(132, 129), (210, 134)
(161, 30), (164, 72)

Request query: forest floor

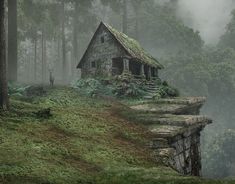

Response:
(0, 87), (234, 184)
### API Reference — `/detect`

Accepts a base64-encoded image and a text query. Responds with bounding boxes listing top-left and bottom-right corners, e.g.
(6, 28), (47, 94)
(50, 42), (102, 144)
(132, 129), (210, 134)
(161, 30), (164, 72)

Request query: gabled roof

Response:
(77, 22), (164, 69)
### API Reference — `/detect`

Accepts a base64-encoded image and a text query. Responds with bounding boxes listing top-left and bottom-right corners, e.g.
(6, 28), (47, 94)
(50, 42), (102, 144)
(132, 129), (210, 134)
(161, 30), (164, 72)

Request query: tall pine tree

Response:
(0, 0), (9, 110)
(8, 0), (18, 82)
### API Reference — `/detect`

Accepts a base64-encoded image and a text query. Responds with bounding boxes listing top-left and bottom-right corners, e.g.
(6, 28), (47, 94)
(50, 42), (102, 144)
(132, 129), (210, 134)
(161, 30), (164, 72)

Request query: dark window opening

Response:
(112, 58), (124, 76)
(144, 65), (150, 80)
(101, 36), (105, 43)
(91, 61), (96, 68)
(129, 59), (141, 76)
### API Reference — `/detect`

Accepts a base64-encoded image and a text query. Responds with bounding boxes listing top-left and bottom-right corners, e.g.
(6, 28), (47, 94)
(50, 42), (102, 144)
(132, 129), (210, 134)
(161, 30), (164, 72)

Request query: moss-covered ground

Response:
(0, 87), (234, 184)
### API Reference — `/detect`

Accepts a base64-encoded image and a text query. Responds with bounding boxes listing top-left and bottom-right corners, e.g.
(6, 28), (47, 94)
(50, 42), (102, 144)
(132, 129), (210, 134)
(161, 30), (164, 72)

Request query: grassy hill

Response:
(0, 87), (233, 184)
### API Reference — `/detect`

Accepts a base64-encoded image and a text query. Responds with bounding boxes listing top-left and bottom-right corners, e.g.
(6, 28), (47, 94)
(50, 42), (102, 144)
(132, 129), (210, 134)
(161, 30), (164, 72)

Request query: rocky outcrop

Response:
(129, 97), (212, 176)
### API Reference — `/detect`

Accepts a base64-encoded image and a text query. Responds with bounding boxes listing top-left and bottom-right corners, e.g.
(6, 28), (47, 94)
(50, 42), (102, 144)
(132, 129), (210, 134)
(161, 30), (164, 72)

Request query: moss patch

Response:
(0, 87), (233, 184)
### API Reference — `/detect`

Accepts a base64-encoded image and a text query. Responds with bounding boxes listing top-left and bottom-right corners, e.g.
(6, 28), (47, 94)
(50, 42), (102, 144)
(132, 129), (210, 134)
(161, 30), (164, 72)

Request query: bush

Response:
(8, 83), (30, 96)
(72, 78), (101, 96)
(111, 74), (146, 98)
(154, 81), (179, 99)
(72, 77), (179, 99)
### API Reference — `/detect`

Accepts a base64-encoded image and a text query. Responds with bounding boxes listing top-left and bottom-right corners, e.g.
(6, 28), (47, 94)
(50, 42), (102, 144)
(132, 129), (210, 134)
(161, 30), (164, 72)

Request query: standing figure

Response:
(49, 70), (55, 87)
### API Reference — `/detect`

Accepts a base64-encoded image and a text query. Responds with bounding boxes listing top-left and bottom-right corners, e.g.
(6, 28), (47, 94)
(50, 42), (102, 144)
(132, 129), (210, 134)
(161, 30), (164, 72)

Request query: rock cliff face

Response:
(130, 97), (212, 176)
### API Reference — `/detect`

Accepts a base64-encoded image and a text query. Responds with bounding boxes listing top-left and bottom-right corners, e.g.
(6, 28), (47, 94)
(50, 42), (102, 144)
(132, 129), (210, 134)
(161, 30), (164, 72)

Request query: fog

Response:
(4, 0), (235, 180)
(176, 0), (235, 44)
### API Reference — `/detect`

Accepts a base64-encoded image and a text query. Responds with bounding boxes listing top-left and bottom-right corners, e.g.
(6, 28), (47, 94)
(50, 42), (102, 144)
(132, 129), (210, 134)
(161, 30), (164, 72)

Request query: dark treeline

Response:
(0, 0), (235, 178)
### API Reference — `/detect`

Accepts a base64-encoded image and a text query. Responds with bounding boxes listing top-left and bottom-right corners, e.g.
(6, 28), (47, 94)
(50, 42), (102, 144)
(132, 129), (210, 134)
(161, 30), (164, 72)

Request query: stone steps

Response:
(143, 89), (159, 99)
(143, 83), (160, 99)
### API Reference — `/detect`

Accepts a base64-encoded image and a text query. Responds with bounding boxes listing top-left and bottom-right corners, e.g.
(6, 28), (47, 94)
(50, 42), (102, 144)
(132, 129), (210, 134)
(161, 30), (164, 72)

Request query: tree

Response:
(100, 0), (127, 33)
(219, 10), (235, 49)
(72, 0), (79, 79)
(71, 0), (97, 79)
(19, 0), (61, 84)
(61, 0), (66, 83)
(8, 0), (18, 82)
(0, 0), (9, 110)
(203, 130), (235, 178)
(130, 0), (143, 40)
(122, 0), (127, 34)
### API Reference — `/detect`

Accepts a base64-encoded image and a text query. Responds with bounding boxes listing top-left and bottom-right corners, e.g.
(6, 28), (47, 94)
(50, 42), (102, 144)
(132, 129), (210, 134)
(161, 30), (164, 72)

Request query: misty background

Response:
(13, 0), (235, 179)
(177, 0), (235, 44)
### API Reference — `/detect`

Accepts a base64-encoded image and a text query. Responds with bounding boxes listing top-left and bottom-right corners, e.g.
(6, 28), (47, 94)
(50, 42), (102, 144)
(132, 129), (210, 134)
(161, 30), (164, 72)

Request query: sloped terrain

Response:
(0, 87), (233, 184)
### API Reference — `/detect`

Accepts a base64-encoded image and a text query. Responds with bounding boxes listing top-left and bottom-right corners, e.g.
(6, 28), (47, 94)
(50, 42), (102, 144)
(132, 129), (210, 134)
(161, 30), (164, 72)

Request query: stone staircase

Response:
(143, 81), (160, 99)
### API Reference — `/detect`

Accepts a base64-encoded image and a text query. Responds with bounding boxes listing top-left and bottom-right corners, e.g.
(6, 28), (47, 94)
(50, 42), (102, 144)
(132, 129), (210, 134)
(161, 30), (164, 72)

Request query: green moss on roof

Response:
(103, 23), (164, 69)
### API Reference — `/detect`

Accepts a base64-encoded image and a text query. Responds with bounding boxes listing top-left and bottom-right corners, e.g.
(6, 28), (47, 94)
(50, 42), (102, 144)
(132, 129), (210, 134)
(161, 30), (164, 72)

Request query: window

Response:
(91, 61), (96, 68)
(101, 36), (105, 43)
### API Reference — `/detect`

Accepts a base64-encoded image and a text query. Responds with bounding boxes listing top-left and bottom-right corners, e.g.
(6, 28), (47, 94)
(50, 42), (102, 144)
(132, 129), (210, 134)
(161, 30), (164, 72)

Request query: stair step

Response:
(143, 96), (154, 99)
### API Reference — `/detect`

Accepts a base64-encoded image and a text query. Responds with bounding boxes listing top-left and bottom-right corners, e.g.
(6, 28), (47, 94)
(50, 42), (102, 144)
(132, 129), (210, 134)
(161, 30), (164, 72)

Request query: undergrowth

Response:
(0, 87), (232, 184)
(71, 75), (179, 99)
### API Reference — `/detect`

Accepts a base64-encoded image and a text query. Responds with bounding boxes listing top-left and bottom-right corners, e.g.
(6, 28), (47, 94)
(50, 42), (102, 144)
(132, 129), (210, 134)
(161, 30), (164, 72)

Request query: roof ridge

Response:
(77, 22), (164, 69)
(102, 22), (164, 69)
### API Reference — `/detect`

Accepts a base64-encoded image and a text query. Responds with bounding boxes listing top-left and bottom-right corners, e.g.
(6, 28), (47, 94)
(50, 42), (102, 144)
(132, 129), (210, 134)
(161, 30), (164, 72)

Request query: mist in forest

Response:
(2, 0), (235, 180)
(176, 0), (235, 44)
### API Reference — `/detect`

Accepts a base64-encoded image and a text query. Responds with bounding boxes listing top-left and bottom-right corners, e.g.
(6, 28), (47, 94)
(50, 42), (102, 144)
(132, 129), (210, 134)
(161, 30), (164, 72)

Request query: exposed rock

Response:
(129, 97), (212, 176)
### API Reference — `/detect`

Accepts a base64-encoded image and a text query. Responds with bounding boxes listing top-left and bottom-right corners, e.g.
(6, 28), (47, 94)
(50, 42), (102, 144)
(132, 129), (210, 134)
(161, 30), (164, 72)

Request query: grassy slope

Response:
(0, 87), (233, 184)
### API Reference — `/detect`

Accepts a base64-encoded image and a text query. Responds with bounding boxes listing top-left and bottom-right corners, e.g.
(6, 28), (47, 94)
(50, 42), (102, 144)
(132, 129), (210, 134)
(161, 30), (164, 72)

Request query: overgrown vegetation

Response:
(72, 75), (179, 99)
(0, 87), (233, 184)
(153, 81), (179, 99)
(4, 0), (235, 180)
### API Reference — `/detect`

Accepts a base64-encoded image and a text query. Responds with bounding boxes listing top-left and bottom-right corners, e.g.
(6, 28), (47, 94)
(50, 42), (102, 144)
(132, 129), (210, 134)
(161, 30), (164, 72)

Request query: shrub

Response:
(72, 78), (101, 96)
(72, 77), (178, 99)
(111, 74), (146, 98)
(8, 83), (30, 96)
(154, 81), (179, 99)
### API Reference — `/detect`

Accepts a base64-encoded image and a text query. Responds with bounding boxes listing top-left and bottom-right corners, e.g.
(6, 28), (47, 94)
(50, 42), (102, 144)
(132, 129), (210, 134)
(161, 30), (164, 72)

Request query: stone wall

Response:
(81, 24), (127, 78)
(169, 128), (202, 176)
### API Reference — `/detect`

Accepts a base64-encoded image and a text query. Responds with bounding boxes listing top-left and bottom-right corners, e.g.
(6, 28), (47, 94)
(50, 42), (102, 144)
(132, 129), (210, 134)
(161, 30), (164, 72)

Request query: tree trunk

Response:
(8, 0), (17, 82)
(44, 39), (47, 84)
(62, 0), (66, 83)
(122, 0), (128, 34)
(57, 38), (61, 80)
(135, 4), (139, 40)
(72, 0), (79, 79)
(0, 0), (9, 110)
(41, 30), (44, 84)
(34, 36), (37, 82)
(27, 53), (30, 83)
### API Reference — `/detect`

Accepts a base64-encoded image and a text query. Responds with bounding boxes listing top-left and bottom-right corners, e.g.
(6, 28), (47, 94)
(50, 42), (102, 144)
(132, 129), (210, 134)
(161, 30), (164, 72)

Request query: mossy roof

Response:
(103, 23), (164, 69)
(77, 22), (164, 69)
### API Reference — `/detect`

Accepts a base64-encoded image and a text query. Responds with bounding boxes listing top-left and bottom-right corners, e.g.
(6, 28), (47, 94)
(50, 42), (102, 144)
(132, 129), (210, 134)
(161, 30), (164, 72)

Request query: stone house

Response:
(77, 22), (164, 79)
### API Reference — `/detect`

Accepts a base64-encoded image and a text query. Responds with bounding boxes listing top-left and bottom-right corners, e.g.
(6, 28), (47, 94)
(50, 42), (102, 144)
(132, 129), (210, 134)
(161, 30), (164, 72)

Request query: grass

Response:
(0, 87), (234, 184)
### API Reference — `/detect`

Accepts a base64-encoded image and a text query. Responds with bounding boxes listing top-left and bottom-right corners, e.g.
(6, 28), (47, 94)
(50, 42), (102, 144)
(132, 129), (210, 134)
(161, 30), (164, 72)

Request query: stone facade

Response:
(80, 24), (127, 78)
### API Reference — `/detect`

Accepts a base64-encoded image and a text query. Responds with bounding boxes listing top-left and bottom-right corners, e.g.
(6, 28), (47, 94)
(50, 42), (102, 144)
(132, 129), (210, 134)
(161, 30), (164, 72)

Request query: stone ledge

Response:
(126, 96), (212, 176)
(130, 97), (206, 115)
